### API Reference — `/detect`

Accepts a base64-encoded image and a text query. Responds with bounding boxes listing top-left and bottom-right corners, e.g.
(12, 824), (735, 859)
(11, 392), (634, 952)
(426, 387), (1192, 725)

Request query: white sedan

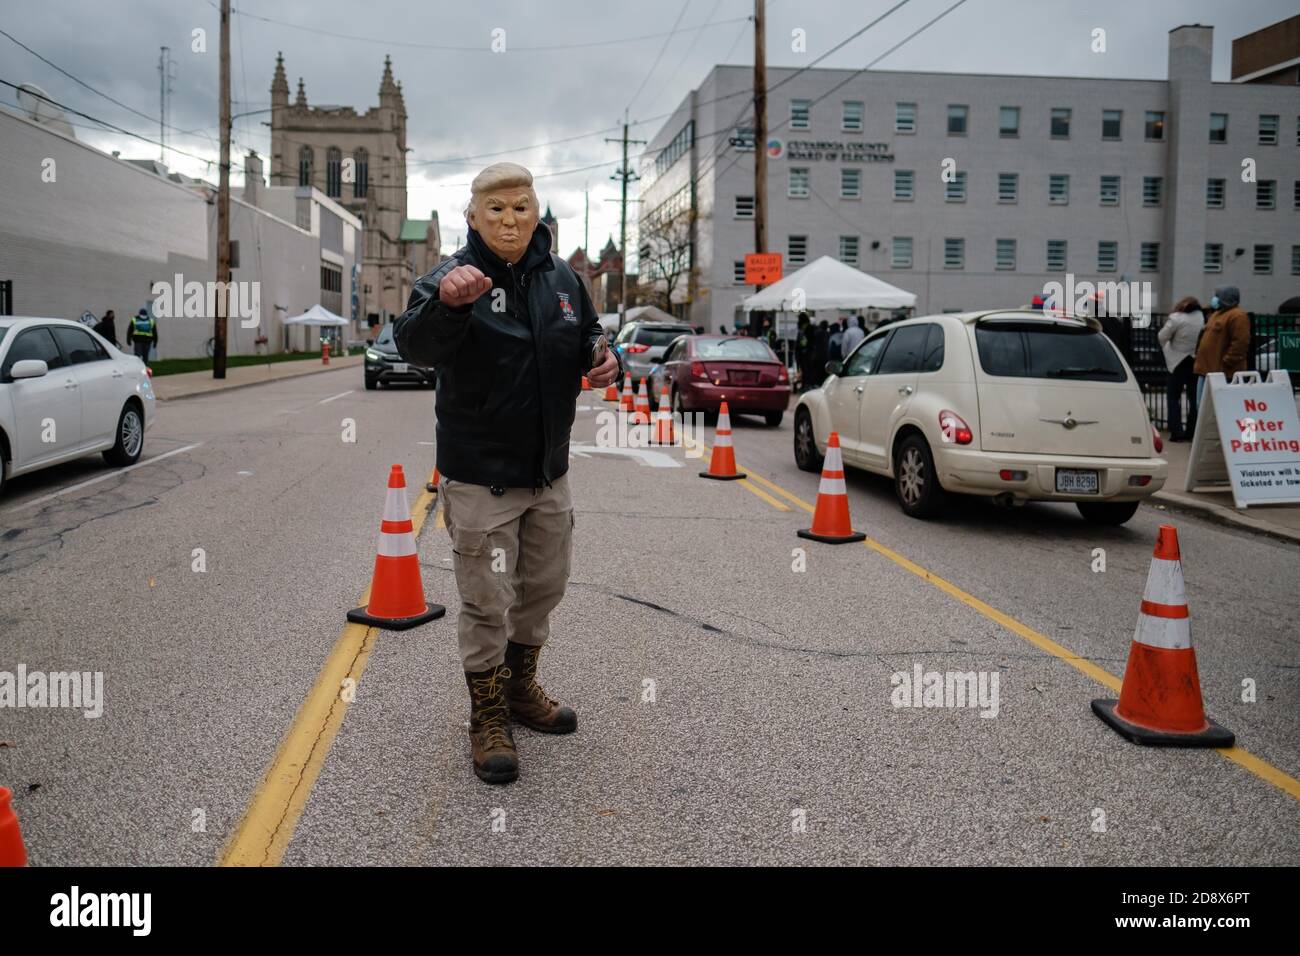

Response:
(793, 309), (1167, 525)
(0, 317), (156, 495)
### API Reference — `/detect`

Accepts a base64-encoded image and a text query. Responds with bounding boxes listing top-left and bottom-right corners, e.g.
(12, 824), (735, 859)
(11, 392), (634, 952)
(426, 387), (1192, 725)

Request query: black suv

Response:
(365, 322), (434, 389)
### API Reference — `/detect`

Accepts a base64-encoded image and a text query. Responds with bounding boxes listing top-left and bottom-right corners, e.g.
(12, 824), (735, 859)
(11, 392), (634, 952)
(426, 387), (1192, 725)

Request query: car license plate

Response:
(392, 362), (408, 373)
(1056, 469), (1099, 494)
(730, 371), (758, 385)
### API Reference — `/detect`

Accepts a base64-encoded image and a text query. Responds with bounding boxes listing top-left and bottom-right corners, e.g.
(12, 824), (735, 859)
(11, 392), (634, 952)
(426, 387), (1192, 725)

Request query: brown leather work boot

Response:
(464, 664), (519, 784)
(504, 641), (577, 734)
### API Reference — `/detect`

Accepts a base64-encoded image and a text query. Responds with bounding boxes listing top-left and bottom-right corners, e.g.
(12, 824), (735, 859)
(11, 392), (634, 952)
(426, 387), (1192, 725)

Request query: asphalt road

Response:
(1, 370), (1297, 865)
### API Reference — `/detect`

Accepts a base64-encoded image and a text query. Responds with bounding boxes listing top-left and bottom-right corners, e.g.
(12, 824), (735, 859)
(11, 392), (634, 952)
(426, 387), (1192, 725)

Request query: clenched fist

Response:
(439, 264), (493, 309)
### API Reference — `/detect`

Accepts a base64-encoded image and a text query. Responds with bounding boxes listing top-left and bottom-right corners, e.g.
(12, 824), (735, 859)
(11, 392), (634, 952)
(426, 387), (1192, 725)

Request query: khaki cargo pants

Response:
(440, 474), (574, 672)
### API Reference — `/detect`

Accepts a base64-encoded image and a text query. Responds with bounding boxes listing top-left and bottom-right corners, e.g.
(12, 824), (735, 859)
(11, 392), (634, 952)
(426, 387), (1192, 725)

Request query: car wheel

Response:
(894, 433), (945, 519)
(764, 411), (784, 428)
(793, 408), (824, 473)
(103, 402), (145, 467)
(365, 376), (378, 390)
(1077, 500), (1140, 525)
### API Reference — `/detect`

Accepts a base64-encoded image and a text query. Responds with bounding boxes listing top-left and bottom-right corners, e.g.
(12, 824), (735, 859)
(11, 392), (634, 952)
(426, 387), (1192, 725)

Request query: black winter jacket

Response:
(394, 224), (618, 488)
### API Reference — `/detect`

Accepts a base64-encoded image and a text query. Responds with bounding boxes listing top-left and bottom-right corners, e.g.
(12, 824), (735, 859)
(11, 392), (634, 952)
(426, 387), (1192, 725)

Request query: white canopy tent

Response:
(283, 304), (350, 354)
(741, 256), (917, 312)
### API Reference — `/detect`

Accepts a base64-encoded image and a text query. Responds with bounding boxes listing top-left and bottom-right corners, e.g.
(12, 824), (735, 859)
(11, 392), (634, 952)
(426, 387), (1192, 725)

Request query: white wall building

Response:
(640, 22), (1300, 333)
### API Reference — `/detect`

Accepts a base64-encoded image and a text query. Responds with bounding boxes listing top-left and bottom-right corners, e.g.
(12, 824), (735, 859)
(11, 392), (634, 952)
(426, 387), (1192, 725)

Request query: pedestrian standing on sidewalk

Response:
(1158, 296), (1204, 441)
(394, 162), (622, 785)
(125, 308), (157, 364)
(1192, 285), (1250, 410)
(93, 309), (120, 348)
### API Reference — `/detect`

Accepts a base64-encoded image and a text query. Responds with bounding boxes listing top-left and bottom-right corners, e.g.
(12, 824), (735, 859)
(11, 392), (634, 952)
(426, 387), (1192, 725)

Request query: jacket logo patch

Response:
(557, 292), (577, 323)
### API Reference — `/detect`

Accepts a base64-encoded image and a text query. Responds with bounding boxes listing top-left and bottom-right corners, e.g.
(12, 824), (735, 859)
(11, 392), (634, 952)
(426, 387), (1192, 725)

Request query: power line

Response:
(625, 0), (691, 116)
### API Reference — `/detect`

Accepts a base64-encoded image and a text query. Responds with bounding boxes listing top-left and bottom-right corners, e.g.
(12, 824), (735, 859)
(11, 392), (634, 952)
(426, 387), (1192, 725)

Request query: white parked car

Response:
(0, 317), (156, 496)
(793, 309), (1167, 525)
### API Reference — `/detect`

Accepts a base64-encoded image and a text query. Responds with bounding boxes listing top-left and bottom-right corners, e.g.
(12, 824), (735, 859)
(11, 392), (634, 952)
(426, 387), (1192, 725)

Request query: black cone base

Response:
(1091, 699), (1235, 748)
(700, 471), (747, 480)
(347, 603), (445, 631)
(797, 528), (866, 544)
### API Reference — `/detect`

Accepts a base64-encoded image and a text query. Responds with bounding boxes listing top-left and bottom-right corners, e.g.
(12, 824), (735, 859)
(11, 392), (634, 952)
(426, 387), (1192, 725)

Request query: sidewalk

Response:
(151, 354), (363, 400)
(1155, 413), (1300, 543)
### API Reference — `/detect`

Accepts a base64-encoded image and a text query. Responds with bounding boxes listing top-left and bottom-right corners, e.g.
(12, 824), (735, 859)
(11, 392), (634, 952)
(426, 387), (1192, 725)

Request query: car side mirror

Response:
(825, 361), (842, 377)
(366, 338), (374, 346)
(10, 359), (49, 380)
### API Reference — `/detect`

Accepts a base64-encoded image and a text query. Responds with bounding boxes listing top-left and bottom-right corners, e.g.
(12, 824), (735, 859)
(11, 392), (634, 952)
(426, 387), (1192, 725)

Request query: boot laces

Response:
(515, 648), (556, 707)
(472, 667), (513, 749)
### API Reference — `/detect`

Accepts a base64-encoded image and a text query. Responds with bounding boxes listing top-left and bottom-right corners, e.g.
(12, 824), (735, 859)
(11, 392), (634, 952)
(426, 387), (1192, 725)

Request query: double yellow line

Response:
(693, 440), (1300, 802)
(220, 469), (440, 866)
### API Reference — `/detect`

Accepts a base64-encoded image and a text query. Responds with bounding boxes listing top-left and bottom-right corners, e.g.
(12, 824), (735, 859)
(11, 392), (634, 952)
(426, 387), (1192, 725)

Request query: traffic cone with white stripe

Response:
(619, 373), (634, 411)
(347, 464), (445, 630)
(603, 380), (619, 402)
(797, 432), (866, 544)
(1091, 525), (1234, 747)
(633, 378), (652, 425)
(700, 401), (746, 480)
(426, 465), (440, 495)
(654, 385), (675, 444)
(0, 787), (27, 867)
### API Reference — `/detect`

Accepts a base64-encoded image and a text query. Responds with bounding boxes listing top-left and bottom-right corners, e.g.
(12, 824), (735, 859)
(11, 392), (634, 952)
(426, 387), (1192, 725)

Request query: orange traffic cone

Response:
(619, 373), (634, 411)
(0, 786), (26, 867)
(700, 401), (746, 480)
(797, 432), (866, 543)
(347, 465), (446, 630)
(581, 375), (590, 390)
(633, 378), (652, 425)
(654, 385), (675, 444)
(1092, 525), (1234, 747)
(426, 465), (440, 495)
(603, 380), (619, 402)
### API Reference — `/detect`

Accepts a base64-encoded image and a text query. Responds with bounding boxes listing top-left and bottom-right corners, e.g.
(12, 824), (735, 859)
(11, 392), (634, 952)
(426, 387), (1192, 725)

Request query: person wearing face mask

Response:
(1192, 285), (1250, 412)
(394, 162), (621, 785)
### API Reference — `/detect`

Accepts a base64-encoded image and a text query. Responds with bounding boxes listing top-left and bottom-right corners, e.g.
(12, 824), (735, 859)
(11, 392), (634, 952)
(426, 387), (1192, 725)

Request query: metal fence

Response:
(1102, 313), (1299, 430)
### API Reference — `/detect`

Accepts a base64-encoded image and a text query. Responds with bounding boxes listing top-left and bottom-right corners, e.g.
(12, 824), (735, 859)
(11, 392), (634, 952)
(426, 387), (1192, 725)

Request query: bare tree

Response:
(635, 209), (694, 313)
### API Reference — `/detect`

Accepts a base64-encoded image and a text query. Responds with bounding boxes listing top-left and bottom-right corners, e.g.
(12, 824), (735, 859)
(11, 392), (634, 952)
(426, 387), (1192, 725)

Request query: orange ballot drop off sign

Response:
(744, 253), (782, 286)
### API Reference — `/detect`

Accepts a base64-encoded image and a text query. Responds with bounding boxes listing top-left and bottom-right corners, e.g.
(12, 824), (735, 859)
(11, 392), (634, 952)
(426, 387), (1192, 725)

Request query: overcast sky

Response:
(2, 0), (1294, 258)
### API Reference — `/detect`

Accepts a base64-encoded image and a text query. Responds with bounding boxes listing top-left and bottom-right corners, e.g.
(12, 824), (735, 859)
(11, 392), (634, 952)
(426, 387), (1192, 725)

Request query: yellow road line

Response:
(219, 468), (439, 866)
(704, 441), (1300, 802)
(736, 478), (789, 511)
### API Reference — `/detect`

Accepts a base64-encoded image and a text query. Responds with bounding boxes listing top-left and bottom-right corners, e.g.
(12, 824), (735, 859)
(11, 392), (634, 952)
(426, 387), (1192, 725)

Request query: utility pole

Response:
(606, 117), (646, 327)
(157, 47), (174, 164)
(753, 0), (767, 267)
(583, 187), (592, 293)
(214, 0), (230, 378)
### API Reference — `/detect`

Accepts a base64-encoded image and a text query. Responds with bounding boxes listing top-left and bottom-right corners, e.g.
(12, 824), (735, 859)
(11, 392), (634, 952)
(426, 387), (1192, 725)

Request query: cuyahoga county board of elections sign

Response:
(1185, 370), (1300, 507)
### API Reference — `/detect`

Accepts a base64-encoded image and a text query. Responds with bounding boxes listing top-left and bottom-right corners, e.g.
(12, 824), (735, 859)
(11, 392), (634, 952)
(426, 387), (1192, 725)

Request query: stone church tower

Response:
(269, 53), (439, 325)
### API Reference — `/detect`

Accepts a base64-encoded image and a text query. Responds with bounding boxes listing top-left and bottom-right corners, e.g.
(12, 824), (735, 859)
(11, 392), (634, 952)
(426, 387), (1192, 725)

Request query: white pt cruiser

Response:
(793, 309), (1167, 525)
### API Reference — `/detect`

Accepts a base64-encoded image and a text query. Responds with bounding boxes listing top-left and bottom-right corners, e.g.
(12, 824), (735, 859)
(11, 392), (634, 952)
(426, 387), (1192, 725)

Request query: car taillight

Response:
(145, 367), (153, 379)
(690, 361), (708, 380)
(939, 410), (973, 445)
(1151, 425), (1163, 454)
(778, 368), (789, 383)
(625, 343), (650, 353)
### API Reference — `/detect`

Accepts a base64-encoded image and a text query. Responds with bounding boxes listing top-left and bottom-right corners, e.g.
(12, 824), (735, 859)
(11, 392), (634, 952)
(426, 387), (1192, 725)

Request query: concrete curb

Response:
(1151, 489), (1300, 545)
(154, 357), (363, 402)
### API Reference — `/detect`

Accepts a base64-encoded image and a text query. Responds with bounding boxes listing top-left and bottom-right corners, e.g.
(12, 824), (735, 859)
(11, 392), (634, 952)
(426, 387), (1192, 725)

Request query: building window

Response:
(1100, 175), (1121, 206)
(944, 238), (964, 269)
(893, 169), (915, 200)
(998, 172), (1018, 203)
(734, 196), (754, 219)
(1047, 240), (1067, 272)
(1256, 180), (1276, 210)
(1050, 108), (1071, 138)
(1144, 111), (1165, 141)
(996, 239), (1016, 270)
(839, 236), (860, 265)
(1258, 114), (1279, 145)
(892, 237), (913, 269)
(999, 106), (1020, 137)
(1204, 243), (1223, 273)
(1142, 176), (1162, 206)
(840, 168), (861, 199)
(1254, 244), (1273, 274)
(1206, 178), (1225, 208)
(733, 127), (755, 152)
(655, 121), (694, 177)
(895, 102), (916, 134)
(1291, 245), (1300, 276)
(1097, 241), (1118, 273)
(944, 170), (967, 202)
(788, 167), (810, 199)
(788, 235), (808, 266)
(1140, 242), (1159, 273)
(791, 99), (811, 130)
(229, 240), (240, 269)
(947, 105), (968, 135)
(353, 148), (369, 198)
(1294, 180), (1300, 209)
(1049, 174), (1069, 204)
(1102, 109), (1122, 140)
(1209, 113), (1227, 143)
(325, 146), (342, 198)
(733, 261), (747, 284)
(297, 145), (313, 187)
(842, 101), (863, 133)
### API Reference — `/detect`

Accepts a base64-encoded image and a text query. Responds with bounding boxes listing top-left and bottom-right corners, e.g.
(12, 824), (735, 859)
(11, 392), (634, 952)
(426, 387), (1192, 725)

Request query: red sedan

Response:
(648, 334), (791, 427)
